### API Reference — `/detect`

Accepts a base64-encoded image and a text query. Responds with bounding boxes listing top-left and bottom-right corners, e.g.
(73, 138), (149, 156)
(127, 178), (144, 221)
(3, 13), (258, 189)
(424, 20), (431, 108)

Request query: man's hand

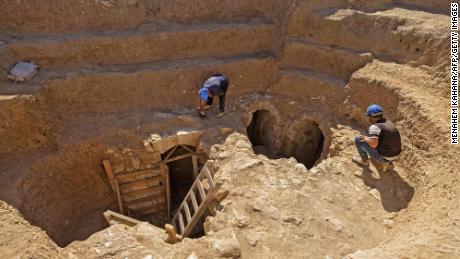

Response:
(359, 135), (369, 142)
(360, 135), (379, 148)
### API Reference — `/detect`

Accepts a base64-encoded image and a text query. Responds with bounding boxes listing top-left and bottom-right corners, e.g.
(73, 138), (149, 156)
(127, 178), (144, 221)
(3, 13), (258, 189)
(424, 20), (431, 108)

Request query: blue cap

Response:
(198, 88), (209, 101)
(366, 104), (384, 117)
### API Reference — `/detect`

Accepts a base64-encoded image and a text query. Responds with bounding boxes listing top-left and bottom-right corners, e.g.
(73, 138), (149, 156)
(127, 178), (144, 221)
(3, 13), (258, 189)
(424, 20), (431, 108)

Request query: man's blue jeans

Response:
(354, 136), (389, 163)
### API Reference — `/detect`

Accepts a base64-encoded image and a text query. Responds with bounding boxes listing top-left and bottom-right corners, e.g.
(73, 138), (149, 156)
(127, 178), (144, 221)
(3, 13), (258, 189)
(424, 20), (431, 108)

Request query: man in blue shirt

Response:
(197, 74), (229, 118)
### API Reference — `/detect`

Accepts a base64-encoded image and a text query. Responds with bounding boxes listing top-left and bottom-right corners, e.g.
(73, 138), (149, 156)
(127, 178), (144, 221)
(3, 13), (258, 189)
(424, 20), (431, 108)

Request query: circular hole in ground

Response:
(246, 110), (324, 169)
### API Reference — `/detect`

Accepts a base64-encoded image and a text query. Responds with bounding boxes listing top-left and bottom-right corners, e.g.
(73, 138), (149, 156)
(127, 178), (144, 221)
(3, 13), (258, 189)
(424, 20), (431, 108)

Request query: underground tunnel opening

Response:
(247, 110), (325, 169)
(162, 144), (208, 237)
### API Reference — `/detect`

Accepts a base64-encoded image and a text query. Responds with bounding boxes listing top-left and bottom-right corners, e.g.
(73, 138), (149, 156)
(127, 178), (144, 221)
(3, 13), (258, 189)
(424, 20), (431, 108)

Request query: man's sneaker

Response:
(216, 112), (225, 118)
(196, 106), (212, 111)
(352, 157), (370, 167)
(197, 110), (206, 118)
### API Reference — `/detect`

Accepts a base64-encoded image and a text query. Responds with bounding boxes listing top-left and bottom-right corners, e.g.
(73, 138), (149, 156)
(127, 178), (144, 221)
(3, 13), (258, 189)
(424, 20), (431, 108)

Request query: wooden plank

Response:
(203, 166), (215, 188)
(116, 169), (163, 184)
(114, 179), (124, 214)
(126, 196), (166, 210)
(196, 180), (206, 201)
(122, 186), (163, 202)
(119, 176), (162, 193)
(184, 202), (192, 222)
(164, 145), (178, 161)
(178, 213), (185, 234)
(103, 210), (141, 226)
(163, 164), (171, 220)
(190, 191), (199, 212)
(180, 144), (195, 153)
(130, 205), (165, 217)
(192, 155), (199, 178)
(124, 193), (165, 207)
(164, 152), (195, 163)
(102, 160), (116, 191)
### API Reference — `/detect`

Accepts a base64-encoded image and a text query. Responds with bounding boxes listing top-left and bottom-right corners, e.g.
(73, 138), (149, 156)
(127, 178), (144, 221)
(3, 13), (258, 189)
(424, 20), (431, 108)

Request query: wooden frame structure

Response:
(102, 144), (213, 237)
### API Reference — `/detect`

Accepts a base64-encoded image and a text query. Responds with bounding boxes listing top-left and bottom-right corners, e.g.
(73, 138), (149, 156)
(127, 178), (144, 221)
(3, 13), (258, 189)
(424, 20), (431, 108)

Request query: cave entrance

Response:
(288, 120), (324, 169)
(167, 156), (195, 213)
(162, 145), (199, 214)
(247, 110), (278, 159)
(247, 110), (324, 169)
(162, 144), (207, 237)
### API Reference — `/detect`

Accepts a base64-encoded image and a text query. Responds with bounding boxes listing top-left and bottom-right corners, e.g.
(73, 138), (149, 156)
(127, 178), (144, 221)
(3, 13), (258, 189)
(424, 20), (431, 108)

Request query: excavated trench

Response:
(8, 107), (329, 247)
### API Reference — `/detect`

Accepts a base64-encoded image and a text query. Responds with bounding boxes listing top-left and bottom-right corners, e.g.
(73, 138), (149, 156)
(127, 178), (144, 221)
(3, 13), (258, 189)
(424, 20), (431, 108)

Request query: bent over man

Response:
(197, 74), (229, 118)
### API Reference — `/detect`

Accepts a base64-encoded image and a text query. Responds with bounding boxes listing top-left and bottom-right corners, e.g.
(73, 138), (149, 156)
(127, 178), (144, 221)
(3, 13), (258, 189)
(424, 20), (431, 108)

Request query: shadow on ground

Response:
(356, 165), (414, 212)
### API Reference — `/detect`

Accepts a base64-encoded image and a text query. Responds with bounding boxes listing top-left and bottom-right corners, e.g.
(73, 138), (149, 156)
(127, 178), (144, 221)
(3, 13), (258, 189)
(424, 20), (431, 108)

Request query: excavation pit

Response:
(247, 110), (325, 169)
(0, 1), (452, 256)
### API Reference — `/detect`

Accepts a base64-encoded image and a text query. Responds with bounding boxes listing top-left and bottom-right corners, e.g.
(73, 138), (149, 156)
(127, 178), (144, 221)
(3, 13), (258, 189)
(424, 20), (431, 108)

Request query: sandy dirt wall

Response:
(6, 22), (275, 69)
(18, 142), (116, 247)
(38, 56), (277, 116)
(281, 40), (373, 79)
(268, 71), (347, 109)
(287, 2), (449, 68)
(0, 0), (286, 35)
(396, 0), (450, 13)
(0, 95), (53, 156)
(0, 201), (60, 258)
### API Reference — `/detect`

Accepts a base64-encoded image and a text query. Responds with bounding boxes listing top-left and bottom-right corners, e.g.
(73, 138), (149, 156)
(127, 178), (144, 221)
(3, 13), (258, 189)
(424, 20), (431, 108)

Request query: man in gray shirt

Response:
(352, 104), (402, 172)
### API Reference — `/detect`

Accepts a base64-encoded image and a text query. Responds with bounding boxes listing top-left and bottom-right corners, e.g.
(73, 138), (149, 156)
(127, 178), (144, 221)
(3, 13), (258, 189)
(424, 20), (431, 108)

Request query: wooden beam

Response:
(178, 214), (185, 234)
(102, 160), (116, 191)
(196, 180), (206, 201)
(164, 152), (195, 163)
(190, 191), (199, 212)
(119, 177), (162, 193)
(203, 166), (215, 188)
(180, 144), (195, 153)
(162, 163), (171, 220)
(164, 145), (179, 161)
(116, 169), (163, 184)
(114, 179), (124, 214)
(184, 202), (192, 222)
(192, 155), (199, 178)
(103, 210), (141, 226)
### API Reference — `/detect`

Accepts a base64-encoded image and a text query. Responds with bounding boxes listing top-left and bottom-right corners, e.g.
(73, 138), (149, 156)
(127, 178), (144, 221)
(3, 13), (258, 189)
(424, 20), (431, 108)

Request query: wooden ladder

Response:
(171, 162), (220, 237)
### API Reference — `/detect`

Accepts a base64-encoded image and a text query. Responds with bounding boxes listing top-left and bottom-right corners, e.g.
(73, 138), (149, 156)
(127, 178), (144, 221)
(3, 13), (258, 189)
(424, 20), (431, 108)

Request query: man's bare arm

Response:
(360, 135), (379, 148)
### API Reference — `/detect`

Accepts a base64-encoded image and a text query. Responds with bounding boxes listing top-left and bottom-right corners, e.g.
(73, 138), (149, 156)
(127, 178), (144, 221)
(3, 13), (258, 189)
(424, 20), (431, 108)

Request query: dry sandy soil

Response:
(0, 0), (458, 258)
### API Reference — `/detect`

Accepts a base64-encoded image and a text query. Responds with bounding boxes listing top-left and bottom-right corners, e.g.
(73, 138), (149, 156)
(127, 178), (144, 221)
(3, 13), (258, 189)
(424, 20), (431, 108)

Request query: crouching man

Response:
(352, 104), (402, 172)
(197, 74), (229, 118)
